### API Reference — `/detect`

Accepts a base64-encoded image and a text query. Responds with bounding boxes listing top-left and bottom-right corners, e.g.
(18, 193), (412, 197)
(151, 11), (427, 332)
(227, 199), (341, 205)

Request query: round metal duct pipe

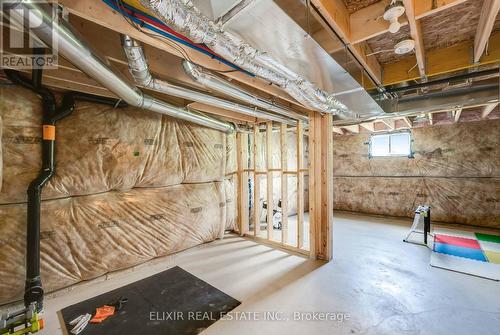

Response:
(5, 2), (235, 134)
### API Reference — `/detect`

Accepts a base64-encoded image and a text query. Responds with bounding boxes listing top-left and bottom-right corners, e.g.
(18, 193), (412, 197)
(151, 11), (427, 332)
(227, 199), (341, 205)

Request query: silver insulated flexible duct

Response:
(181, 61), (308, 122)
(4, 2), (235, 134)
(139, 0), (351, 116)
(121, 35), (299, 125)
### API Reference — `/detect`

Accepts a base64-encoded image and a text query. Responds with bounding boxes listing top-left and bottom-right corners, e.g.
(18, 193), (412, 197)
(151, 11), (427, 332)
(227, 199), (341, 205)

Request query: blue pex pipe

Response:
(102, 0), (254, 77)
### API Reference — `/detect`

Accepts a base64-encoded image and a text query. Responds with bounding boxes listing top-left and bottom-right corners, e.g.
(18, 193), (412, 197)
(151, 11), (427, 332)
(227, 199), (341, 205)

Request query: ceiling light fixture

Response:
(394, 39), (415, 55)
(383, 0), (406, 34)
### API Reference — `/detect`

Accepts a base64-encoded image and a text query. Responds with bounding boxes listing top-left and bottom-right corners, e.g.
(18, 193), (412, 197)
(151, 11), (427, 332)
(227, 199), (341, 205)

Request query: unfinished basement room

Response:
(0, 0), (499, 334)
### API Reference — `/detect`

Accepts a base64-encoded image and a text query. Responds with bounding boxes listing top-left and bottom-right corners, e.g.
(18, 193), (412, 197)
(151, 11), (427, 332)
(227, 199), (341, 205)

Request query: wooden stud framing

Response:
(311, 0), (383, 85)
(453, 109), (463, 123)
(59, 0), (306, 110)
(350, 0), (467, 43)
(382, 119), (395, 131)
(414, 0), (468, 19)
(253, 126), (260, 236)
(280, 123), (289, 244)
(474, 0), (500, 63)
(360, 122), (375, 132)
(350, 1), (409, 44)
(266, 122), (274, 240)
(481, 103), (498, 119)
(296, 121), (305, 249)
(237, 132), (249, 236)
(308, 112), (333, 260)
(383, 32), (500, 85)
(332, 127), (344, 135)
(343, 125), (360, 133)
(243, 235), (310, 257)
(403, 0), (426, 77)
(401, 117), (413, 129)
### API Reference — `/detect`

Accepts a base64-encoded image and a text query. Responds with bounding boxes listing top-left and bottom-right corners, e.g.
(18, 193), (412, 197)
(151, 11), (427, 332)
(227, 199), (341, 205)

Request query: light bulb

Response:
(389, 18), (401, 34)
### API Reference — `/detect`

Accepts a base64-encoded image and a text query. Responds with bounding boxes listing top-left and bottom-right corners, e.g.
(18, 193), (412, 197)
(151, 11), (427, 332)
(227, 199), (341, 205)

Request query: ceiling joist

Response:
(481, 103), (498, 119)
(453, 108), (462, 123)
(360, 122), (375, 132)
(343, 125), (360, 133)
(58, 0), (305, 111)
(311, 0), (383, 85)
(381, 118), (395, 130)
(401, 117), (412, 128)
(350, 0), (468, 44)
(474, 0), (500, 63)
(383, 32), (500, 85)
(402, 0), (425, 77)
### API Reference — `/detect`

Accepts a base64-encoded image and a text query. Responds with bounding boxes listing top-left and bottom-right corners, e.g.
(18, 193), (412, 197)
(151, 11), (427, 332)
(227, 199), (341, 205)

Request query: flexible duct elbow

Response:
(140, 0), (352, 117)
(5, 2), (234, 134)
(121, 35), (298, 125)
(181, 61), (308, 122)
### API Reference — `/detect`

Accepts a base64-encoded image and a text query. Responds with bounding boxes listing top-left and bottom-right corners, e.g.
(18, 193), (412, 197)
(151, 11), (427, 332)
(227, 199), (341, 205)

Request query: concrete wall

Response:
(333, 120), (500, 228)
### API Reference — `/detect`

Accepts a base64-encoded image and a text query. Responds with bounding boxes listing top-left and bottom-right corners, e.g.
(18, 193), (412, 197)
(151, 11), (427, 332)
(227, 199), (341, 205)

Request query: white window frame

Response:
(369, 131), (412, 158)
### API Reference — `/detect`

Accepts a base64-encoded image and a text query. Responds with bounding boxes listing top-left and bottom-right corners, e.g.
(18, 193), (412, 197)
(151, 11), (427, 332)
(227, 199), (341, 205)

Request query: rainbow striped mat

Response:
(430, 228), (500, 281)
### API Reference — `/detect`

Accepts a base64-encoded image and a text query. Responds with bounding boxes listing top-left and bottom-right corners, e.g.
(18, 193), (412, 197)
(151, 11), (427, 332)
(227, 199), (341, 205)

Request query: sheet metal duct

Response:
(121, 35), (299, 124)
(219, 0), (385, 119)
(140, 0), (370, 118)
(4, 2), (235, 134)
(333, 84), (499, 126)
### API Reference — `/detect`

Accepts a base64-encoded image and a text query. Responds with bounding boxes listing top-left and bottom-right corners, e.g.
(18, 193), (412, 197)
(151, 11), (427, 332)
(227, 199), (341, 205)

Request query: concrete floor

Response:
(36, 212), (500, 334)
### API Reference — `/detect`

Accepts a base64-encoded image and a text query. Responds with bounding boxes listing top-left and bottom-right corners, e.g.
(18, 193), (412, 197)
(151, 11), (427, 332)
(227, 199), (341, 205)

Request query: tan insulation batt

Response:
(0, 86), (237, 305)
(333, 120), (500, 228)
(252, 129), (309, 219)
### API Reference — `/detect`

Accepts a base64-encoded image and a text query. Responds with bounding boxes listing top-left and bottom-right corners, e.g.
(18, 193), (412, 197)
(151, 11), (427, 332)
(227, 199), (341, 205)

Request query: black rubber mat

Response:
(60, 266), (240, 335)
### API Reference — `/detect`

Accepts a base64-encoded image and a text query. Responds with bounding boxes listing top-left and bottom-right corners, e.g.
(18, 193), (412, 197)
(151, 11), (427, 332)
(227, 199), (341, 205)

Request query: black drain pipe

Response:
(4, 66), (127, 311)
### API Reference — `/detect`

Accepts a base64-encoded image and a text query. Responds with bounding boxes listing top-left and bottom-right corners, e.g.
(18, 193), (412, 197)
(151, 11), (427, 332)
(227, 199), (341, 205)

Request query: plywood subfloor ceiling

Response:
(343, 0), (383, 14)
(366, 0), (500, 65)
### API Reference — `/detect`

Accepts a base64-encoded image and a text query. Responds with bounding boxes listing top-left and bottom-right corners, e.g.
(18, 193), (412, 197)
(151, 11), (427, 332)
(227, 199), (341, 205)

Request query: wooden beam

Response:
(360, 122), (375, 132)
(453, 108), (463, 123)
(187, 102), (258, 123)
(343, 125), (360, 133)
(280, 123), (289, 244)
(40, 76), (116, 98)
(236, 132), (249, 236)
(403, 0), (425, 77)
(253, 126), (260, 237)
(308, 112), (333, 261)
(59, 0), (304, 108)
(400, 117), (413, 128)
(474, 0), (500, 63)
(332, 126), (344, 135)
(381, 119), (395, 130)
(266, 121), (274, 240)
(242, 234), (310, 257)
(350, 0), (466, 43)
(481, 103), (498, 119)
(296, 121), (304, 249)
(415, 0), (469, 19)
(320, 113), (333, 260)
(350, 1), (408, 44)
(383, 32), (500, 85)
(311, 0), (383, 85)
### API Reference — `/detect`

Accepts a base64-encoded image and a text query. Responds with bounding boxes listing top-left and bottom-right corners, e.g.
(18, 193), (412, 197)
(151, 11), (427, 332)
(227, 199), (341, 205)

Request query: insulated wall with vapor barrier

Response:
(0, 86), (237, 305)
(333, 120), (500, 228)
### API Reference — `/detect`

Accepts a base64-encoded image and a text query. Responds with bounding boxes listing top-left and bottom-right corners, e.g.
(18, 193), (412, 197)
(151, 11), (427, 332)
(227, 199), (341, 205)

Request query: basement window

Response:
(369, 131), (412, 158)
